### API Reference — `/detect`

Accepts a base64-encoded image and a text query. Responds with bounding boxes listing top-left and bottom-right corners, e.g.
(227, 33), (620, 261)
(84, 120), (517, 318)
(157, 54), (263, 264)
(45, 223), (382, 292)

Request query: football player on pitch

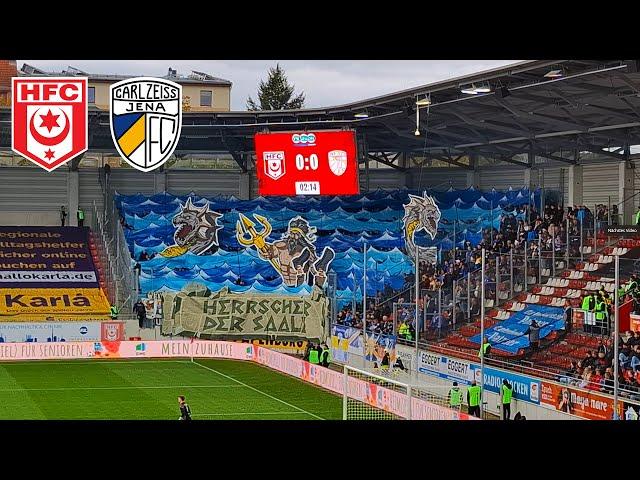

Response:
(178, 395), (192, 420)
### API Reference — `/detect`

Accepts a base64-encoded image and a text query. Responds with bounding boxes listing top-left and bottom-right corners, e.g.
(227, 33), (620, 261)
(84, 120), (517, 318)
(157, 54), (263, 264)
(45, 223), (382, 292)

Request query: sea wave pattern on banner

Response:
(116, 187), (541, 303)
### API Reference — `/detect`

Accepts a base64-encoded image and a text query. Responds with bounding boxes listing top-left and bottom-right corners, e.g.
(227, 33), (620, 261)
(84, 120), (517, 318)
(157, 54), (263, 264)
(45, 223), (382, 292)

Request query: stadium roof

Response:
(2, 60), (640, 171)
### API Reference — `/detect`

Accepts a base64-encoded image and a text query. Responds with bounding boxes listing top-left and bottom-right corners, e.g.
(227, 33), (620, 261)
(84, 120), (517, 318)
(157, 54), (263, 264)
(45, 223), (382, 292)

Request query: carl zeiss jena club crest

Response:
(110, 77), (182, 172)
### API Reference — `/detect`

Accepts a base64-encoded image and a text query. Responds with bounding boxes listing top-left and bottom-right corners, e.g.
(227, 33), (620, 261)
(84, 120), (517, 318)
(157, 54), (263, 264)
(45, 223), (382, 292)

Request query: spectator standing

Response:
(440, 310), (451, 337)
(500, 379), (513, 420)
(448, 381), (462, 410)
(431, 312), (443, 338)
(526, 319), (540, 353)
(380, 350), (390, 372)
(133, 262), (141, 292)
(603, 370), (614, 395)
(581, 292), (595, 312)
(103, 163), (111, 189)
(133, 299), (147, 329)
(319, 343), (331, 367)
(424, 295), (436, 327)
(478, 336), (491, 359)
(77, 207), (85, 227)
(308, 343), (321, 365)
(398, 321), (409, 340)
(594, 293), (607, 335)
(393, 354), (406, 371)
(564, 305), (572, 333)
(60, 206), (67, 227)
(612, 205), (619, 225)
(581, 292), (596, 333)
(467, 381), (481, 418)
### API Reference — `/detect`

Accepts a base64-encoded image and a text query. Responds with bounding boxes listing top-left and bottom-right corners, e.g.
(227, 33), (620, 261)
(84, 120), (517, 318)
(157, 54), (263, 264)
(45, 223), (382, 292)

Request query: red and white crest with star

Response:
(12, 77), (88, 172)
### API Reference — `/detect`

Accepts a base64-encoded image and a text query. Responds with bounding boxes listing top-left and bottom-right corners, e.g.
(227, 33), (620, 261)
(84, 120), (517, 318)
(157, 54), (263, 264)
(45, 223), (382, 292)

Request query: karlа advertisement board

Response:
(254, 130), (359, 196)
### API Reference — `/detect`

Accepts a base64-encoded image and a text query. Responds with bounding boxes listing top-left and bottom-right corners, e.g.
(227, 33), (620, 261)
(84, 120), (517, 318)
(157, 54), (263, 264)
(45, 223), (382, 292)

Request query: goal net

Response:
(342, 365), (463, 420)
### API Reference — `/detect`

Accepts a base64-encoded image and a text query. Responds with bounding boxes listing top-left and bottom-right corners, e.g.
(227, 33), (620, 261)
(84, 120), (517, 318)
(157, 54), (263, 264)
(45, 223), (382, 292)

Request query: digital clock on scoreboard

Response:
(254, 130), (359, 196)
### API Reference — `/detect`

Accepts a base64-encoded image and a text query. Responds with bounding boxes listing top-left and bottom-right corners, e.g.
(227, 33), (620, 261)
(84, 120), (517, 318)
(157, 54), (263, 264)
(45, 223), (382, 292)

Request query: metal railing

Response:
(91, 190), (136, 313)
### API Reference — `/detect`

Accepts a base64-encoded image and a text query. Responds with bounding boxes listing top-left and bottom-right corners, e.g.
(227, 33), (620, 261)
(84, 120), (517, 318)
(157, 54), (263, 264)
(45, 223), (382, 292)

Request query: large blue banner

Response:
(470, 305), (565, 354)
(116, 187), (541, 305)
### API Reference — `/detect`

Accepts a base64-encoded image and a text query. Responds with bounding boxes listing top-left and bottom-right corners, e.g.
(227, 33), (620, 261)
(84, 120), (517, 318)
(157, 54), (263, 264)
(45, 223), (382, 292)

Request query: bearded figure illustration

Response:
(160, 198), (223, 258)
(402, 192), (441, 264)
(236, 214), (334, 288)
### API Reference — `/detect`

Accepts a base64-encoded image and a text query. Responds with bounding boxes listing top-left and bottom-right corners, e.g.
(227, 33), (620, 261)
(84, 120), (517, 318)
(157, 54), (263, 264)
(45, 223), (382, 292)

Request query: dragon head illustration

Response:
(403, 193), (441, 242)
(160, 198), (222, 257)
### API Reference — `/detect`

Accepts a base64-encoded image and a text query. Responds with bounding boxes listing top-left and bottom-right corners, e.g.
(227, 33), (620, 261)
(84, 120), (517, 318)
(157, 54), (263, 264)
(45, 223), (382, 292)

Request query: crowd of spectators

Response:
(566, 276), (640, 398)
(560, 333), (640, 400)
(338, 201), (620, 343)
(336, 303), (393, 336)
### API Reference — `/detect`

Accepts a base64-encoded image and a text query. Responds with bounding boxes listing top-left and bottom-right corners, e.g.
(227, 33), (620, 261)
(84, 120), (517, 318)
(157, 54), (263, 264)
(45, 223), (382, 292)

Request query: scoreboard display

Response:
(254, 130), (360, 196)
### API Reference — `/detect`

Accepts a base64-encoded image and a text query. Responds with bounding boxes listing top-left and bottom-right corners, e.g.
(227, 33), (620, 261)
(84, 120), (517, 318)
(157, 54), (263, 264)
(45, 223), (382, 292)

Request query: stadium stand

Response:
(330, 199), (640, 398)
(120, 186), (638, 385)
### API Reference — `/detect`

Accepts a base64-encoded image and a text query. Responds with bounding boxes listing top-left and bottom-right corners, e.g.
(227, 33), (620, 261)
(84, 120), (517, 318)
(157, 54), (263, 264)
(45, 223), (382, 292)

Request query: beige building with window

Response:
(19, 64), (232, 112)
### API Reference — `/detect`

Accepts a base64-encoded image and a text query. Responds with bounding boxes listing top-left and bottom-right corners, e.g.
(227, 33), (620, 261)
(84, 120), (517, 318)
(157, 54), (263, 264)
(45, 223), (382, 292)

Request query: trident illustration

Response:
(236, 213), (282, 273)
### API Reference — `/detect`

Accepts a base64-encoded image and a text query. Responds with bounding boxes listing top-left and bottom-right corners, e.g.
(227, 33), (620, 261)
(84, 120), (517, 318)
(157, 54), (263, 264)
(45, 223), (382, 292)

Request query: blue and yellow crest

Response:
(110, 77), (182, 172)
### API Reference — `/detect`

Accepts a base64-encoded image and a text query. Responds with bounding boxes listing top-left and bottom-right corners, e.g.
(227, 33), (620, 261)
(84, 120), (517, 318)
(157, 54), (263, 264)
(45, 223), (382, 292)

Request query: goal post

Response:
(343, 364), (463, 420)
(343, 364), (410, 420)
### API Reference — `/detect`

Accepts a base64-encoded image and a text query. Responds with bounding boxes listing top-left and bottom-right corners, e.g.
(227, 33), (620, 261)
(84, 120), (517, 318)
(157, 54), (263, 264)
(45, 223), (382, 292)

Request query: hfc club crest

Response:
(110, 77), (182, 172)
(263, 151), (286, 180)
(11, 77), (88, 172)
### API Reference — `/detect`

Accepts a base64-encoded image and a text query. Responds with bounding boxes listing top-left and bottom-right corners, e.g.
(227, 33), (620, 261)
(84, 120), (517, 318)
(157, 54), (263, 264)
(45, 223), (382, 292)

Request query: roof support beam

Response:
(365, 153), (407, 172)
(380, 122), (451, 148)
(230, 152), (247, 172)
(489, 99), (533, 134)
(579, 104), (639, 124)
(579, 144), (626, 160)
(425, 127), (480, 144)
(496, 155), (530, 167)
(449, 107), (529, 137)
(589, 130), (631, 145)
(532, 149), (577, 164)
(619, 97), (640, 119)
(221, 130), (248, 172)
(618, 74), (640, 93)
(493, 98), (591, 132)
(427, 152), (473, 170)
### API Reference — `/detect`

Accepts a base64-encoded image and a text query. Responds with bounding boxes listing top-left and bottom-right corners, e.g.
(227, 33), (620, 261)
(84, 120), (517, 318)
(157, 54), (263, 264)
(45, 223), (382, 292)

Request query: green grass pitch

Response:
(0, 358), (343, 420)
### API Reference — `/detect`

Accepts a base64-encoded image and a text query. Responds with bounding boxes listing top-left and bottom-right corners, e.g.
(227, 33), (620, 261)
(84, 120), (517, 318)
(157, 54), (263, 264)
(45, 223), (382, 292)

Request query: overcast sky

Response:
(19, 60), (520, 110)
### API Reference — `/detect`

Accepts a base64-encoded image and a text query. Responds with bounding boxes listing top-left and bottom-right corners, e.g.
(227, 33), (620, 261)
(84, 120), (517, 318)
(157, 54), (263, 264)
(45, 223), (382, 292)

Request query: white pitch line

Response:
(0, 384), (243, 392)
(192, 411), (308, 417)
(191, 360), (324, 420)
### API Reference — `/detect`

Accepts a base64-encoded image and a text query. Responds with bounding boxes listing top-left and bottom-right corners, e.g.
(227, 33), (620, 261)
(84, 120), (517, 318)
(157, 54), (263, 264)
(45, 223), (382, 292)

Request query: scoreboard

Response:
(254, 130), (360, 196)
